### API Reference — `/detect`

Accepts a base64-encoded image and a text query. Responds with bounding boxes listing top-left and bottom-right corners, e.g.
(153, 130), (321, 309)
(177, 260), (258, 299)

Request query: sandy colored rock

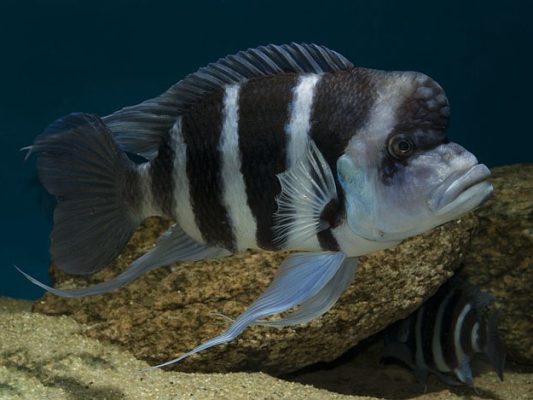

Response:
(460, 163), (533, 364)
(33, 211), (478, 375)
(3, 297), (533, 400)
(0, 298), (365, 400)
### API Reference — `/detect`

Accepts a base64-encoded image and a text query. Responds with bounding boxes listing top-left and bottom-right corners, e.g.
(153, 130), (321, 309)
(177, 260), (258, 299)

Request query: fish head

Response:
(337, 70), (492, 243)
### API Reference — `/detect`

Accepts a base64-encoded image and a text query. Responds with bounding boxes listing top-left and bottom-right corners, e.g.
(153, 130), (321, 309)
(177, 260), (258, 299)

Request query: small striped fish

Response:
(383, 278), (505, 386)
(19, 43), (493, 368)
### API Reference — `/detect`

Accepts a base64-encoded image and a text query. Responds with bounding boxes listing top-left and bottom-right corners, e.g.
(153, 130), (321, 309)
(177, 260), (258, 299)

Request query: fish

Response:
(382, 277), (505, 386)
(17, 43), (493, 369)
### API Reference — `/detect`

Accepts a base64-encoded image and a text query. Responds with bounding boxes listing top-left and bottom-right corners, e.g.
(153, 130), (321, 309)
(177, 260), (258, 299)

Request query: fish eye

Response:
(388, 135), (415, 159)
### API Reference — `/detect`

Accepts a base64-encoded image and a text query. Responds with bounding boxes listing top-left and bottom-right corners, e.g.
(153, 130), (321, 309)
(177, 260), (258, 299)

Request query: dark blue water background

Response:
(1, 0), (531, 299)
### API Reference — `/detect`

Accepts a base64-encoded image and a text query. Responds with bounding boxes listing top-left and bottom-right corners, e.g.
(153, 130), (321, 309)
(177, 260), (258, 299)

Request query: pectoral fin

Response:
(16, 224), (229, 297)
(146, 251), (346, 370)
(255, 257), (357, 327)
(273, 140), (338, 248)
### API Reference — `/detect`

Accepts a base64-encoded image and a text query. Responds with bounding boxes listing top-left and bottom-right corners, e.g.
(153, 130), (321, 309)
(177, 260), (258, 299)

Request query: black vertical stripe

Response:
(124, 164), (142, 213)
(309, 68), (377, 226)
(150, 133), (175, 217)
(238, 74), (299, 250)
(381, 75), (449, 185)
(477, 319), (487, 352)
(419, 293), (441, 371)
(317, 229), (340, 251)
(413, 306), (428, 374)
(441, 288), (461, 369)
(460, 307), (477, 355)
(181, 90), (235, 251)
(316, 164), (343, 251)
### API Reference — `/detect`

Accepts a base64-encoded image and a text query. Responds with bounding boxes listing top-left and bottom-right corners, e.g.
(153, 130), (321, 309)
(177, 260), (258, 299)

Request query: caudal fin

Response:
(30, 113), (144, 275)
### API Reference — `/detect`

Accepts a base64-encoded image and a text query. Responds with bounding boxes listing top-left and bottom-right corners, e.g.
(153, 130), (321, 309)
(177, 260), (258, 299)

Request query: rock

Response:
(459, 164), (533, 365)
(6, 297), (533, 400)
(33, 214), (478, 375)
(0, 297), (370, 400)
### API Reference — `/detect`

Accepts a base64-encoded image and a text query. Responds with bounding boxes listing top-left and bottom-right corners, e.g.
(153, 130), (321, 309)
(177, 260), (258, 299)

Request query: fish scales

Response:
(432, 292), (454, 372)
(18, 43), (495, 370)
(181, 89), (236, 251)
(460, 306), (478, 355)
(310, 69), (376, 250)
(445, 287), (466, 370)
(309, 69), (377, 169)
(170, 69), (379, 251)
(170, 117), (207, 245)
(149, 133), (176, 217)
(219, 84), (257, 252)
(439, 288), (459, 370)
(383, 278), (505, 386)
(237, 73), (300, 250)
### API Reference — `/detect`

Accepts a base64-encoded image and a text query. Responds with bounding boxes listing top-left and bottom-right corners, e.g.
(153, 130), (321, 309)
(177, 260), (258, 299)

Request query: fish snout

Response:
(429, 164), (493, 215)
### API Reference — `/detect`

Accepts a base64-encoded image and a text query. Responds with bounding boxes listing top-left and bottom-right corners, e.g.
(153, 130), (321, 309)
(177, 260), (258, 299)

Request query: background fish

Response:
(18, 43), (493, 368)
(383, 277), (505, 386)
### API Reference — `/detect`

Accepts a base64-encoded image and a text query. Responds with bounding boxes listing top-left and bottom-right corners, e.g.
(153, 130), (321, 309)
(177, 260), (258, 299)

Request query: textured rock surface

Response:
(33, 212), (478, 375)
(5, 297), (533, 400)
(0, 298), (365, 400)
(460, 164), (533, 365)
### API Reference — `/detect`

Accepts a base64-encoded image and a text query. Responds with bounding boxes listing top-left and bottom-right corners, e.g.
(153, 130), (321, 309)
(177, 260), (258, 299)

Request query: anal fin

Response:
(255, 257), (357, 327)
(16, 224), (229, 298)
(146, 251), (347, 369)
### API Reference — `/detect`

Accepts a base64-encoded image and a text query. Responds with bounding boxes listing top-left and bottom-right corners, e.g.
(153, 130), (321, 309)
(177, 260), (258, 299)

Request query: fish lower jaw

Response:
(432, 180), (493, 218)
(429, 164), (492, 216)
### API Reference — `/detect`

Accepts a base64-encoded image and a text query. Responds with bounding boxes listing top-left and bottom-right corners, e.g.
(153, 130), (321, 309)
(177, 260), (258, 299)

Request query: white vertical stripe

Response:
(286, 74), (321, 166)
(171, 117), (205, 244)
(284, 73), (321, 250)
(332, 77), (409, 255)
(219, 84), (258, 250)
(432, 292), (453, 372)
(348, 75), (409, 145)
(137, 163), (159, 218)
(454, 303), (472, 365)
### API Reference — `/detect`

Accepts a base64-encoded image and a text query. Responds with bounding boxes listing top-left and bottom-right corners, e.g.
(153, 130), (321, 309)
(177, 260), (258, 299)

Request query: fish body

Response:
(134, 69), (405, 256)
(383, 278), (505, 386)
(20, 44), (493, 368)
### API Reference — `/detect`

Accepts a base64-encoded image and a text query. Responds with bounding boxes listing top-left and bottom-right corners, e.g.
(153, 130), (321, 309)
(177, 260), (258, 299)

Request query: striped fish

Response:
(383, 278), (505, 386)
(18, 43), (494, 368)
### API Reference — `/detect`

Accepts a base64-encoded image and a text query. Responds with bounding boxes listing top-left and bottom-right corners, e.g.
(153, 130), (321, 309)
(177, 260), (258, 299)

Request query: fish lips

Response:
(429, 164), (493, 216)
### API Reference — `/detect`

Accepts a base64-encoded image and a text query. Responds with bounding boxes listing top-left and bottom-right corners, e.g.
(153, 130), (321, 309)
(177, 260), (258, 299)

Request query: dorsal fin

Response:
(103, 43), (354, 159)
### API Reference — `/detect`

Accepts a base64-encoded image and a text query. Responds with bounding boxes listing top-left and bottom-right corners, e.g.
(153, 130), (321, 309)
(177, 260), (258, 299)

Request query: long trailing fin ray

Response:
(145, 252), (346, 370)
(15, 224), (229, 298)
(103, 44), (354, 159)
(31, 113), (142, 275)
(274, 140), (337, 246)
(255, 257), (358, 327)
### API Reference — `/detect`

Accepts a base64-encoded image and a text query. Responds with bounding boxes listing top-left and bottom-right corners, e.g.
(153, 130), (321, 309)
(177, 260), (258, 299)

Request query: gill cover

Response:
(337, 154), (381, 241)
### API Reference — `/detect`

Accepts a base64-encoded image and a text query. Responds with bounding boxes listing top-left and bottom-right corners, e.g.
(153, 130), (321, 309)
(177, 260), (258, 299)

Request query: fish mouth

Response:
(429, 164), (493, 216)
